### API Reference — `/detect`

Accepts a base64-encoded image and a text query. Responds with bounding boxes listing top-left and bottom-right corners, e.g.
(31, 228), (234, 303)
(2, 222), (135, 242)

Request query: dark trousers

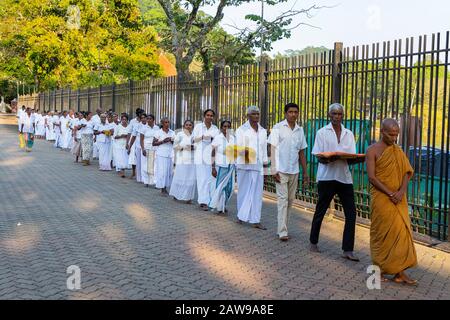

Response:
(309, 180), (356, 252)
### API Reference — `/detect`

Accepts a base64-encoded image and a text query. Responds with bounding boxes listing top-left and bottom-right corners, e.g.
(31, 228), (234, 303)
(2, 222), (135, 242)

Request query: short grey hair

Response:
(246, 105), (260, 114)
(328, 103), (344, 114)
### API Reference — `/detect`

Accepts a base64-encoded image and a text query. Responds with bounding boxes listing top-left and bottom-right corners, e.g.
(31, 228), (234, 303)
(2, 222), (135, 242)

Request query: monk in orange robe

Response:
(366, 118), (418, 285)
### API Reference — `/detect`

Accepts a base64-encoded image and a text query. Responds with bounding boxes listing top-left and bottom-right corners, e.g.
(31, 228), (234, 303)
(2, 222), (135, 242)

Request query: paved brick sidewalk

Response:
(1, 124), (449, 300)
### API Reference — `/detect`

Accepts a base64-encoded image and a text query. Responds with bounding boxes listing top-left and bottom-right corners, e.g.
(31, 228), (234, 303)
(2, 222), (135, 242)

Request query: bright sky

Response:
(203, 0), (450, 56)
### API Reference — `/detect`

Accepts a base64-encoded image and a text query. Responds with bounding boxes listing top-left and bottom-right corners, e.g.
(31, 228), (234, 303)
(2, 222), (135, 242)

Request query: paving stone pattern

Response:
(1, 124), (450, 300)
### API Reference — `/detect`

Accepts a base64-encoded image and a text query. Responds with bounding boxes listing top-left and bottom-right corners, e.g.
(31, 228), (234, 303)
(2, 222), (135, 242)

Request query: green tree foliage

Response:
(274, 46), (331, 59)
(0, 0), (162, 91)
(139, 0), (255, 72)
(151, 0), (322, 78)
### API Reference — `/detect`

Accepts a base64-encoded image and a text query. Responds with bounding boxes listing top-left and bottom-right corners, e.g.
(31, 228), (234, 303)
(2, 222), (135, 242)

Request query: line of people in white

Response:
(26, 104), (315, 235)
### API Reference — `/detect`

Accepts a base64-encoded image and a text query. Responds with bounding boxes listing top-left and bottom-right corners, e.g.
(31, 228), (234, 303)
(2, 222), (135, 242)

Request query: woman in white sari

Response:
(45, 111), (55, 141)
(140, 114), (158, 187)
(70, 112), (83, 163)
(169, 120), (196, 203)
(79, 111), (95, 166)
(109, 113), (119, 169)
(113, 114), (131, 177)
(128, 112), (146, 182)
(127, 109), (143, 179)
(94, 113), (115, 171)
(153, 117), (175, 195)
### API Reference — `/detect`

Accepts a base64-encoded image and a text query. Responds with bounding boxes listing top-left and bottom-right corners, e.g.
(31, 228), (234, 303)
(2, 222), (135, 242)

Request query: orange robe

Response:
(370, 145), (418, 274)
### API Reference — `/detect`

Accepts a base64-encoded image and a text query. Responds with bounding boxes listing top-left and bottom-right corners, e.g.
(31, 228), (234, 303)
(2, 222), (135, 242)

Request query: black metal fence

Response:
(19, 31), (450, 241)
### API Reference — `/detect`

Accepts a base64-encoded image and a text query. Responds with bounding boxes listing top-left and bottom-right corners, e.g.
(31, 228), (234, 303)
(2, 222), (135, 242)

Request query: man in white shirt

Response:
(268, 103), (309, 241)
(309, 103), (360, 261)
(192, 109), (219, 210)
(235, 106), (269, 229)
(17, 105), (26, 132)
(20, 107), (36, 152)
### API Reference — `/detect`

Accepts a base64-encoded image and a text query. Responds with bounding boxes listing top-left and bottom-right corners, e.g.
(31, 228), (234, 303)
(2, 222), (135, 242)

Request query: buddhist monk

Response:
(366, 118), (418, 285)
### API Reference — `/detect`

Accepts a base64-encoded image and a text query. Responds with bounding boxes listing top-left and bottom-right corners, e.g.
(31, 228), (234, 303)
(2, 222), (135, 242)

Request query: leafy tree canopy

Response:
(0, 0), (162, 91)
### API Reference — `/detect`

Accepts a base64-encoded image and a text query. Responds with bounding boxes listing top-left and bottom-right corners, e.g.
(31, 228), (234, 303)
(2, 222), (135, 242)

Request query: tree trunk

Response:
(175, 58), (190, 128)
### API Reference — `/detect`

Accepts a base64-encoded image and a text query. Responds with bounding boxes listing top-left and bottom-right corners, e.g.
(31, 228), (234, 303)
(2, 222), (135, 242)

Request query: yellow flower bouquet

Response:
(225, 144), (256, 164)
(104, 130), (112, 137)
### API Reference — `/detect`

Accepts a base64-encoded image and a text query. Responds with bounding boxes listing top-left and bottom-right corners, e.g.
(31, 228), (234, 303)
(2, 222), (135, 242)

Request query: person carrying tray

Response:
(309, 103), (364, 261)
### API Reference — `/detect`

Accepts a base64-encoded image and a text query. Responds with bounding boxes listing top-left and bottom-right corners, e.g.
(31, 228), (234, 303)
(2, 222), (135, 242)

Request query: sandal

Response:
(392, 276), (418, 286)
(252, 223), (267, 230)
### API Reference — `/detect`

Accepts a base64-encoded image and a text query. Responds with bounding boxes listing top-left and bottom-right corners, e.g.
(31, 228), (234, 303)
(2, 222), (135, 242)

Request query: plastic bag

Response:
(19, 133), (25, 149)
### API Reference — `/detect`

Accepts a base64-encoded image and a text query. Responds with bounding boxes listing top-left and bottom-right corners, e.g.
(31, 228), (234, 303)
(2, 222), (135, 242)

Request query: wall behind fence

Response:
(18, 32), (450, 241)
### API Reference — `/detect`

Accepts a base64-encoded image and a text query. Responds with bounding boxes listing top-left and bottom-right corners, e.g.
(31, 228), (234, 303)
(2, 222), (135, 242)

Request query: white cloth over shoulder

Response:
(235, 121), (268, 172)
(211, 133), (235, 167)
(192, 122), (219, 165)
(154, 128), (175, 158)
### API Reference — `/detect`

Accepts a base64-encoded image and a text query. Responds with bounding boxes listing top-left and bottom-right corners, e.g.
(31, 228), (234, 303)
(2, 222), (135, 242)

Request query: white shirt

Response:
(140, 124), (159, 151)
(129, 118), (140, 136)
(235, 121), (268, 172)
(60, 116), (69, 133)
(69, 117), (78, 130)
(52, 115), (61, 132)
(154, 128), (175, 158)
(72, 118), (81, 139)
(35, 114), (43, 126)
(20, 113), (35, 133)
(192, 122), (219, 165)
(212, 133), (236, 167)
(92, 114), (101, 126)
(79, 119), (94, 135)
(312, 123), (356, 184)
(173, 130), (194, 165)
(17, 109), (26, 125)
(114, 124), (130, 148)
(268, 119), (308, 175)
(94, 122), (114, 143)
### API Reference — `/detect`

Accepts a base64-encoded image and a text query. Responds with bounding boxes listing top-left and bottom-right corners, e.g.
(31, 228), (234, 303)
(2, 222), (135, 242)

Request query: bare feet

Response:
(393, 271), (418, 285)
(310, 243), (321, 253)
(279, 236), (289, 241)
